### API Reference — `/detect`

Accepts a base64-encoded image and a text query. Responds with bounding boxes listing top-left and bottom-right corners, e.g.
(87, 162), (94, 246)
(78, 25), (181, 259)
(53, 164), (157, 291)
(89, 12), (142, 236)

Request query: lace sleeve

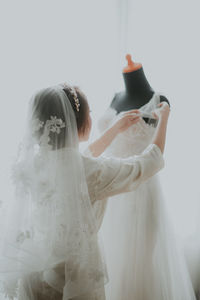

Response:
(91, 143), (164, 200)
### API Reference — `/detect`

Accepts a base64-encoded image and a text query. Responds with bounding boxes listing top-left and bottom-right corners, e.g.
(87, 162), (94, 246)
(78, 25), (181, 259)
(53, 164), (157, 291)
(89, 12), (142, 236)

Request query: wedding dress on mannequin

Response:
(97, 92), (196, 300)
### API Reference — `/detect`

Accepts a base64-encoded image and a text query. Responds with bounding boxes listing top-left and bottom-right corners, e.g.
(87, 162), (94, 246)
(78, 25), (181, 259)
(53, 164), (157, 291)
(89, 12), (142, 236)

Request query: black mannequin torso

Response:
(110, 67), (170, 124)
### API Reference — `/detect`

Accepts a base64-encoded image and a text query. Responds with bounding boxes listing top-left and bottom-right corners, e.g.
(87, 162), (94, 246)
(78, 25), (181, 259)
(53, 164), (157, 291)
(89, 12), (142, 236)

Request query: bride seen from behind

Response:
(0, 83), (168, 300)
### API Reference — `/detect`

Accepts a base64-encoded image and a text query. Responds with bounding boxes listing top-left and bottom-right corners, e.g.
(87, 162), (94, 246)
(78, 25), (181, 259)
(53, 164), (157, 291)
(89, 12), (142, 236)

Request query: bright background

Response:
(0, 0), (200, 242)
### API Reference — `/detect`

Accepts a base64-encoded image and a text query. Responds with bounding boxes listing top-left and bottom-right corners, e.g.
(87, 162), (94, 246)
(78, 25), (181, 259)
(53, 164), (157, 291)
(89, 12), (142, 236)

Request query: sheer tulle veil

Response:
(0, 85), (107, 299)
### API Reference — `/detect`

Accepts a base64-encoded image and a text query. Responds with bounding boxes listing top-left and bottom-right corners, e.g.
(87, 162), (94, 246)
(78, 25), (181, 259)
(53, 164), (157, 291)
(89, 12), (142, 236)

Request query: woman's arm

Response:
(84, 143), (165, 201)
(88, 125), (118, 158)
(88, 109), (141, 157)
(151, 102), (170, 153)
(88, 102), (170, 157)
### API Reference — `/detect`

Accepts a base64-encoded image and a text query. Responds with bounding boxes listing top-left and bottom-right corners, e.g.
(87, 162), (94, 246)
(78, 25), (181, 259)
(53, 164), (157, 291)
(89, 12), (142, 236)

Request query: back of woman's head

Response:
(30, 84), (89, 150)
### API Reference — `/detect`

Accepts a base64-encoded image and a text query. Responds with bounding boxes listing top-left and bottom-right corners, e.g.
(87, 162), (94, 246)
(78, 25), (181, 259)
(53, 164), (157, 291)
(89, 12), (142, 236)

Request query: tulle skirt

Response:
(100, 174), (196, 300)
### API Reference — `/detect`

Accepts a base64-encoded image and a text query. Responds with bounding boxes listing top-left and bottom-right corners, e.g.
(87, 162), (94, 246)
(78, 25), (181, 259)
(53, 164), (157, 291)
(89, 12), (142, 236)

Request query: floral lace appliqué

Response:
(32, 116), (66, 134)
(32, 116), (66, 150)
(45, 116), (66, 134)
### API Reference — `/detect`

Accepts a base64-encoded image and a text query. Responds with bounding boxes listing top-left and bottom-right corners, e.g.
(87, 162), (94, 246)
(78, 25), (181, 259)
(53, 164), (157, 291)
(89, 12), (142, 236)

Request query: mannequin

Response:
(111, 54), (170, 124)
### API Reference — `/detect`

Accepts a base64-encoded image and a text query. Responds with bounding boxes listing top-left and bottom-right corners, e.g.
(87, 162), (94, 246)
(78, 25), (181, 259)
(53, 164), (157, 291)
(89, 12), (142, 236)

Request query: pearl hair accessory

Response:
(62, 83), (80, 112)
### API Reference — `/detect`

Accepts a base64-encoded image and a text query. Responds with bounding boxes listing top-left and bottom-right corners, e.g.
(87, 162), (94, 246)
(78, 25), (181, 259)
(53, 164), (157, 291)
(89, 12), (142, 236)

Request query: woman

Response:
(0, 83), (169, 300)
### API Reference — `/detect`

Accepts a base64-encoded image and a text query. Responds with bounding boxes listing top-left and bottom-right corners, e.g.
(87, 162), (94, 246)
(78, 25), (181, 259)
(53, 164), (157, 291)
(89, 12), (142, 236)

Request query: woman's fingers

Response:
(152, 111), (159, 119)
(131, 117), (140, 124)
(128, 115), (141, 123)
(152, 101), (171, 119)
(124, 113), (141, 121)
(116, 113), (141, 133)
(123, 109), (140, 116)
(157, 101), (170, 109)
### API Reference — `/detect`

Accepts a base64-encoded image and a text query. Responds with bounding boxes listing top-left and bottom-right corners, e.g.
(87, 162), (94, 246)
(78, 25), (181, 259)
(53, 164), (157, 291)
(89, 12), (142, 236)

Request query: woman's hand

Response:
(113, 109), (141, 134)
(152, 102), (171, 120)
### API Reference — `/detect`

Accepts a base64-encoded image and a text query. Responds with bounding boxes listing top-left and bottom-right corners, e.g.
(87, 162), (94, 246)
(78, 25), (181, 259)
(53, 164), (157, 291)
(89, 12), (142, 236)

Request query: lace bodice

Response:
(98, 92), (161, 157)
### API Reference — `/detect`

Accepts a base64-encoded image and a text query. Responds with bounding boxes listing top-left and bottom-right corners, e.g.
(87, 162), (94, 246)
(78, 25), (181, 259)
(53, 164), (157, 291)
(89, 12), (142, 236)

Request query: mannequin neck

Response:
(123, 67), (153, 95)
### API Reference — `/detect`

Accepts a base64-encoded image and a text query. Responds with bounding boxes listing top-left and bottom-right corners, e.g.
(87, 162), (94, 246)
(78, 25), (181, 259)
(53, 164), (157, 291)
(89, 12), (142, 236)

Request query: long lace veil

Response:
(0, 85), (107, 299)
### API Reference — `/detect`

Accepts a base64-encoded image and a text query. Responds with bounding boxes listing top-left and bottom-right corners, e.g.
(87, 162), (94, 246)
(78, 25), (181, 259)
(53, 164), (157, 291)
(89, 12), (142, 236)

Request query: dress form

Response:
(111, 54), (170, 123)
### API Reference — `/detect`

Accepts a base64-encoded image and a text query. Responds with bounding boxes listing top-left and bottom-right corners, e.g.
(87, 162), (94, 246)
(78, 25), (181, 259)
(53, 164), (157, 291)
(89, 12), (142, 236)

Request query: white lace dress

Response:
(16, 142), (164, 300)
(97, 92), (196, 300)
